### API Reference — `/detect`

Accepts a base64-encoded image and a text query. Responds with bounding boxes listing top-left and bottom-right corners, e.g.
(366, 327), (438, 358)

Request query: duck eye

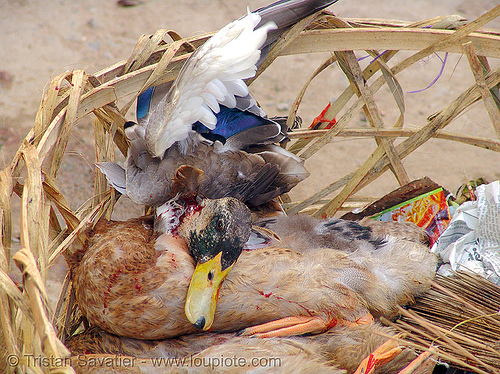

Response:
(215, 219), (224, 231)
(207, 270), (214, 282)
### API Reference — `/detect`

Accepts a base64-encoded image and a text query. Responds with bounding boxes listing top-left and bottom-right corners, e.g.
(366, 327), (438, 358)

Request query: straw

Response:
(384, 272), (500, 373)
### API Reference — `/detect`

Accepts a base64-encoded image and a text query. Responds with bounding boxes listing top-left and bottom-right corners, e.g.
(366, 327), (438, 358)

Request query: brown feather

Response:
(126, 141), (307, 207)
(172, 165), (205, 196)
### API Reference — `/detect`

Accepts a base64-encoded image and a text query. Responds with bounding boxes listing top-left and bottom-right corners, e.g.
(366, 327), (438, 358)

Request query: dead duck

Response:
(69, 208), (436, 340)
(66, 323), (418, 374)
(98, 0), (343, 208)
(68, 197), (253, 338)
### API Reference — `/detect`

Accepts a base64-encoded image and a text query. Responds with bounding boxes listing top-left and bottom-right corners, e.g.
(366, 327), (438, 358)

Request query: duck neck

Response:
(176, 211), (201, 246)
(155, 196), (204, 236)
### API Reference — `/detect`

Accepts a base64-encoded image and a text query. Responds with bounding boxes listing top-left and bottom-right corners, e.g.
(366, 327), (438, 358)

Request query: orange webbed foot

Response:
(397, 349), (436, 374)
(354, 335), (404, 374)
(238, 312), (375, 338)
(238, 316), (331, 338)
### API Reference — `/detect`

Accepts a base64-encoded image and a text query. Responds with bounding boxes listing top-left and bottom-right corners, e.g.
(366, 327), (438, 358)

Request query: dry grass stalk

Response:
(384, 272), (500, 373)
(286, 65), (500, 217)
(287, 128), (500, 151)
(463, 41), (500, 138)
(13, 249), (74, 374)
(316, 49), (409, 216)
(287, 6), (500, 217)
(20, 145), (48, 281)
(0, 6), (499, 372)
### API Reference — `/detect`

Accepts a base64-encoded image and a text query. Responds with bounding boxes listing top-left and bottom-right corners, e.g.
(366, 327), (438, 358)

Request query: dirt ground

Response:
(1, 0), (500, 303)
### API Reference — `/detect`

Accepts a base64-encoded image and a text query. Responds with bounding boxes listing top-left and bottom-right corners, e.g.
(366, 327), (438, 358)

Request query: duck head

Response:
(179, 197), (252, 331)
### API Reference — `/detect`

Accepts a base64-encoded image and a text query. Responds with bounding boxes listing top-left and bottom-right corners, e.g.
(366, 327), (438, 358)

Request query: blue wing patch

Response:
(137, 86), (155, 121)
(137, 90), (279, 145)
(193, 106), (274, 142)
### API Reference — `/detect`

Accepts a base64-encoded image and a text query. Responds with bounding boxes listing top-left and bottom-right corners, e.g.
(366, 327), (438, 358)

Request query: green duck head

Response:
(182, 197), (251, 331)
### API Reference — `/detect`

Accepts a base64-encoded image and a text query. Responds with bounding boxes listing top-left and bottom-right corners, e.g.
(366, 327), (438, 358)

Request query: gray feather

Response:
(222, 123), (284, 152)
(96, 162), (127, 195)
(255, 0), (340, 65)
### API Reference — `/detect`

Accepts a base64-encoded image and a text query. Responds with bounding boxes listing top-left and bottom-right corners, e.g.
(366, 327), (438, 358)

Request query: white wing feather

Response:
(144, 11), (277, 157)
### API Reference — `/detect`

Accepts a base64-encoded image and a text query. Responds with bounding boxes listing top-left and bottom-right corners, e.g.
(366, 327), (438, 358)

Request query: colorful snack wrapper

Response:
(372, 188), (451, 246)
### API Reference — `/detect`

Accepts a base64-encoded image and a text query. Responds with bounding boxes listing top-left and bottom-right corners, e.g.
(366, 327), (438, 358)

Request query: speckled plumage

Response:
(359, 217), (431, 246)
(256, 214), (387, 252)
(118, 139), (308, 208)
(72, 218), (193, 340)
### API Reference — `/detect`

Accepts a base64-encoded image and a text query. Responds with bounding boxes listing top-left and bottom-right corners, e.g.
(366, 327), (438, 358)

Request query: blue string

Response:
(407, 52), (448, 94)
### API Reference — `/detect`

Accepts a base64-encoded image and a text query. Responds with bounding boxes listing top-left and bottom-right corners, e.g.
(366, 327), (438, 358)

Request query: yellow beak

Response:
(185, 252), (233, 330)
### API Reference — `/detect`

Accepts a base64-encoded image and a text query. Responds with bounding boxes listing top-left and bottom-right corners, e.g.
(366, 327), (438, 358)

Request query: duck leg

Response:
(238, 316), (328, 338)
(340, 313), (375, 327)
(239, 313), (374, 338)
(353, 335), (404, 374)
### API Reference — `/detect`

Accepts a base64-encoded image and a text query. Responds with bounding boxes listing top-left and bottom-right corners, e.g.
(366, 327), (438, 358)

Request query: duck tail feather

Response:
(237, 164), (281, 205)
(253, 145), (310, 183)
(96, 162), (127, 195)
(222, 122), (284, 151)
(255, 0), (339, 63)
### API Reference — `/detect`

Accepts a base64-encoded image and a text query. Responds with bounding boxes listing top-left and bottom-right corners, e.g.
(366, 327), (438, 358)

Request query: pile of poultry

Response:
(65, 1), (438, 372)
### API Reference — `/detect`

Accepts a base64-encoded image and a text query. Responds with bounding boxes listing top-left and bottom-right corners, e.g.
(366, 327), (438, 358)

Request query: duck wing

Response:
(143, 11), (276, 157)
(139, 0), (339, 157)
(256, 0), (339, 48)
